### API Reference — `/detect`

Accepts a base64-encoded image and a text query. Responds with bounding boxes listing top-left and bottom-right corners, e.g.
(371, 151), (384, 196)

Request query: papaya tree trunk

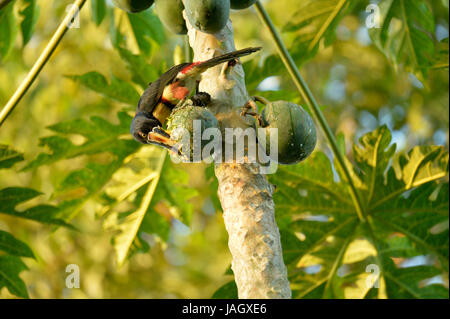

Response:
(183, 10), (291, 299)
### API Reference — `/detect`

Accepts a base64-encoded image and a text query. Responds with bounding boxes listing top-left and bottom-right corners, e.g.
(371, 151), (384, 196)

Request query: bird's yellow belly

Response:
(153, 103), (172, 126)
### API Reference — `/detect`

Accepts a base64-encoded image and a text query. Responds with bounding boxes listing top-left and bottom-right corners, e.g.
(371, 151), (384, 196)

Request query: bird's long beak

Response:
(147, 131), (183, 157)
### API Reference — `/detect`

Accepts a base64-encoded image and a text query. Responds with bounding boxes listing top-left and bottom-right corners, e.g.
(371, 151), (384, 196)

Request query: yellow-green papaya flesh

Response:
(185, 0), (230, 34)
(112, 0), (154, 13)
(155, 0), (187, 35)
(230, 0), (257, 9)
(259, 101), (316, 165)
(167, 105), (219, 160)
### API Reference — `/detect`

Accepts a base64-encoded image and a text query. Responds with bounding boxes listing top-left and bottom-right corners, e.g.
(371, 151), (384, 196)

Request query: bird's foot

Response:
(191, 92), (211, 107)
(240, 99), (264, 126)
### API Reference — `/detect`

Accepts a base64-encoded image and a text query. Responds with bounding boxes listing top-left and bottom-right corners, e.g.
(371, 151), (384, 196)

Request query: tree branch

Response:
(183, 9), (291, 299)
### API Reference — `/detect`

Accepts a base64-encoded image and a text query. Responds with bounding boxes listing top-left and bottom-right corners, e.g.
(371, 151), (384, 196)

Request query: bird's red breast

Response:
(170, 81), (190, 100)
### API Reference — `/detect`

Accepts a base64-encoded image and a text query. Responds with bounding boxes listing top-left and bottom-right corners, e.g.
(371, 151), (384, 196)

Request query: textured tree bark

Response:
(183, 11), (291, 299)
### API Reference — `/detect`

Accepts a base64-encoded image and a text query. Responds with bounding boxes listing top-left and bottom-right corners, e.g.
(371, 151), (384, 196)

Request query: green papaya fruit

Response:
(167, 104), (219, 161)
(230, 0), (257, 9)
(258, 101), (316, 165)
(155, 0), (187, 35)
(112, 0), (154, 13)
(185, 0), (230, 34)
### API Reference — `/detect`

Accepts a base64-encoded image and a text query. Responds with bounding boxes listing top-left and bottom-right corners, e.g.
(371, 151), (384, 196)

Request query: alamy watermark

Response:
(365, 264), (380, 289)
(65, 264), (80, 288)
(366, 4), (381, 29)
(168, 121), (279, 174)
(65, 4), (81, 29)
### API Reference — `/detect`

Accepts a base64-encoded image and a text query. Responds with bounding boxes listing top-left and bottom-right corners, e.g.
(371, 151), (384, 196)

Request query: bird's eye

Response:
(139, 132), (147, 139)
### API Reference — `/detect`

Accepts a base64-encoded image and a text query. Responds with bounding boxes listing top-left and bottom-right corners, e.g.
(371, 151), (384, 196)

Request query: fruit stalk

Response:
(182, 3), (291, 298)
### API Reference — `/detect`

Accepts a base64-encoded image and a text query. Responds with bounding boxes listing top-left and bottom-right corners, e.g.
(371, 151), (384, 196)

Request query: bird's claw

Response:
(241, 99), (264, 126)
(191, 92), (211, 107)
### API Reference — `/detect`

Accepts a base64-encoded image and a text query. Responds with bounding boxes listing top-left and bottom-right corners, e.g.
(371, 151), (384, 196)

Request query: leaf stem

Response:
(254, 1), (367, 222)
(0, 0), (87, 126)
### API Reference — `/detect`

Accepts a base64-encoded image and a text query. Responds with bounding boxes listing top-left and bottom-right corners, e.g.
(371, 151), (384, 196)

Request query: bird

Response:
(130, 47), (262, 149)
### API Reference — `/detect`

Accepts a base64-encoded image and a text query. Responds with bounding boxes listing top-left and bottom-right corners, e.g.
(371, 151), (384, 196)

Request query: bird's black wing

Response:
(137, 63), (191, 113)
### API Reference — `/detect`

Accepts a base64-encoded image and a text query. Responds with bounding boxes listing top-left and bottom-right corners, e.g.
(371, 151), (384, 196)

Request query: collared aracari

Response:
(130, 47), (261, 149)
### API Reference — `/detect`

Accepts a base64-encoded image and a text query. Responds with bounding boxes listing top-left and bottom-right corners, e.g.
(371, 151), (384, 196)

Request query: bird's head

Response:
(130, 112), (161, 144)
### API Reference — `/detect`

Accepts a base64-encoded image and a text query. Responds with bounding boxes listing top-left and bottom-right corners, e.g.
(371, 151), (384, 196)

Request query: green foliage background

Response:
(0, 0), (448, 298)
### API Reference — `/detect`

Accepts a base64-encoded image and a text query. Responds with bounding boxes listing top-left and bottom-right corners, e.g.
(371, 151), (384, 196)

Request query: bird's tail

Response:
(191, 47), (261, 73)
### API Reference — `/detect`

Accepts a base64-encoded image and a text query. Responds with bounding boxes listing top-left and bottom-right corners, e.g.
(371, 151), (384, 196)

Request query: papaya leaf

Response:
(352, 125), (397, 204)
(381, 256), (449, 299)
(126, 9), (164, 56)
(0, 230), (34, 258)
(104, 147), (197, 266)
(67, 72), (140, 105)
(0, 230), (35, 299)
(24, 112), (140, 221)
(244, 0), (353, 91)
(90, 0), (106, 26)
(0, 255), (29, 298)
(18, 0), (39, 46)
(0, 187), (72, 227)
(369, 0), (435, 81)
(243, 54), (284, 91)
(149, 160), (198, 226)
(0, 1), (17, 62)
(283, 0), (354, 64)
(272, 126), (449, 299)
(24, 112), (136, 170)
(117, 47), (159, 88)
(212, 280), (238, 299)
(107, 149), (166, 266)
(0, 144), (24, 169)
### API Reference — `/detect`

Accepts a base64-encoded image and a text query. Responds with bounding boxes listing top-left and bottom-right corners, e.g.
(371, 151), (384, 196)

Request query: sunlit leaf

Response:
(24, 112), (140, 221)
(270, 126), (449, 299)
(283, 0), (353, 64)
(369, 0), (435, 80)
(108, 149), (166, 266)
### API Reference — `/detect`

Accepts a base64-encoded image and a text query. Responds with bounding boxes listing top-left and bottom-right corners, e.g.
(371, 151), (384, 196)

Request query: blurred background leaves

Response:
(0, 0), (448, 298)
